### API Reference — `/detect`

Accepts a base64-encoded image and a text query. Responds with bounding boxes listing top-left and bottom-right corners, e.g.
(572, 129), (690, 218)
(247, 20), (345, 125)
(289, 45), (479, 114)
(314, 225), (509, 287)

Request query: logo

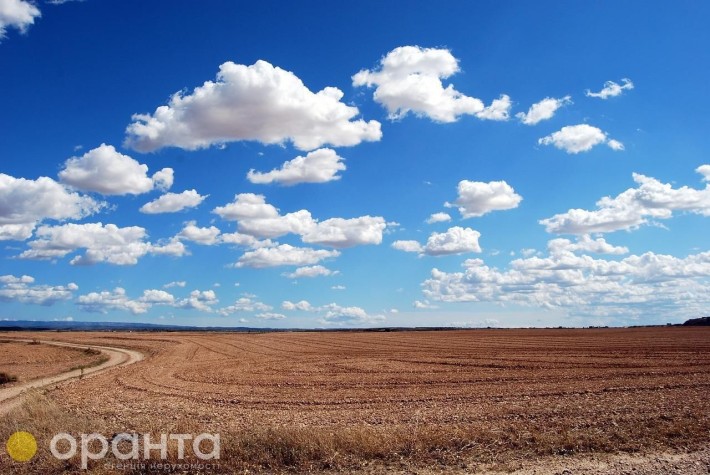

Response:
(6, 431), (38, 462)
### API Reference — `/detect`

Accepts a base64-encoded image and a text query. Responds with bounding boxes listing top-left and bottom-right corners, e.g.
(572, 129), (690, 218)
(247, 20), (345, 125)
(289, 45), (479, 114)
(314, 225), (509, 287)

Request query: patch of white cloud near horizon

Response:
(538, 124), (623, 154)
(540, 165), (710, 234)
(282, 300), (313, 311)
(426, 212), (451, 224)
(0, 274), (78, 306)
(413, 299), (438, 309)
(0, 173), (104, 241)
(124, 60), (381, 152)
(586, 78), (634, 99)
(256, 312), (287, 320)
(247, 148), (346, 185)
(352, 45), (510, 123)
(446, 180), (522, 218)
(77, 287), (218, 315)
(516, 96), (572, 125)
(18, 222), (186, 265)
(213, 193), (388, 247)
(163, 281), (186, 289)
(218, 296), (271, 316)
(319, 303), (385, 325)
(0, 0), (40, 39)
(422, 237), (710, 320)
(236, 244), (340, 268)
(283, 265), (338, 279)
(140, 189), (207, 214)
(59, 144), (173, 195)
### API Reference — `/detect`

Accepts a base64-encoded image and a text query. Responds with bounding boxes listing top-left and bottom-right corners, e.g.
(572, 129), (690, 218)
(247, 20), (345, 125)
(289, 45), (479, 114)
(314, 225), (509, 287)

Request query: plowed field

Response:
(1, 327), (709, 473)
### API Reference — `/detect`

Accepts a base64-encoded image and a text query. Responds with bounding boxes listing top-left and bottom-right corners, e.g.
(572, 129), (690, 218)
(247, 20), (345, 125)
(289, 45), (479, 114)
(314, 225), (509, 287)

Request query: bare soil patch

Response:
(0, 327), (708, 473)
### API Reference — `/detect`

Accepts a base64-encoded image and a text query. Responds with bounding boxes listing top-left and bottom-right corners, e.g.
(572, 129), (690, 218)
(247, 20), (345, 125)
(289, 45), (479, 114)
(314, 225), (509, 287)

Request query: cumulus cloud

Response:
(177, 221), (221, 245)
(319, 303), (385, 325)
(538, 124), (623, 154)
(0, 274), (77, 306)
(218, 296), (271, 315)
(445, 180), (522, 218)
(302, 216), (387, 248)
(247, 148), (346, 185)
(282, 265), (338, 279)
(391, 240), (424, 253)
(140, 189), (207, 214)
(125, 60), (381, 152)
(353, 46), (509, 123)
(540, 166), (710, 234)
(281, 300), (313, 311)
(163, 281), (186, 289)
(18, 222), (186, 265)
(255, 312), (286, 320)
(516, 96), (572, 125)
(139, 289), (176, 305)
(0, 173), (103, 241)
(176, 289), (219, 312)
(422, 240), (710, 319)
(413, 299), (438, 309)
(547, 235), (629, 255)
(77, 287), (151, 315)
(424, 226), (481, 256)
(585, 78), (634, 99)
(426, 212), (451, 224)
(236, 244), (340, 268)
(0, 0), (40, 39)
(59, 144), (173, 195)
(214, 193), (388, 246)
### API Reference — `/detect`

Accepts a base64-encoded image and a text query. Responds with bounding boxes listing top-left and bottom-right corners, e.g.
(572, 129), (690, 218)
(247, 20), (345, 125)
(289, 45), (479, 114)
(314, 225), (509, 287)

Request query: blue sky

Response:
(1, 1), (709, 328)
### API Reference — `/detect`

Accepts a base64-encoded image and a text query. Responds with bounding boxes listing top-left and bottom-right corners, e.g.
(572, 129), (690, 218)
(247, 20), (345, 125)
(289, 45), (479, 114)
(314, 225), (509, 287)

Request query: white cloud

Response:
(214, 193), (388, 246)
(422, 240), (710, 320)
(213, 193), (315, 238)
(540, 166), (710, 234)
(301, 216), (387, 248)
(177, 221), (221, 245)
(125, 60), (381, 152)
(281, 300), (313, 311)
(163, 281), (186, 289)
(18, 222), (187, 265)
(0, 274), (77, 306)
(585, 78), (634, 99)
(176, 289), (218, 312)
(331, 285), (346, 290)
(0, 0), (40, 39)
(139, 289), (176, 305)
(247, 148), (346, 185)
(282, 265), (337, 279)
(77, 288), (150, 315)
(140, 189), (207, 214)
(218, 296), (271, 315)
(58, 144), (173, 195)
(353, 46), (508, 123)
(475, 94), (512, 121)
(256, 312), (286, 320)
(424, 226), (482, 256)
(319, 303), (385, 325)
(538, 124), (623, 154)
(413, 299), (438, 309)
(236, 244), (339, 268)
(391, 240), (424, 253)
(426, 212), (451, 224)
(0, 173), (103, 241)
(516, 96), (572, 125)
(698, 165), (710, 182)
(547, 235), (629, 255)
(446, 180), (522, 218)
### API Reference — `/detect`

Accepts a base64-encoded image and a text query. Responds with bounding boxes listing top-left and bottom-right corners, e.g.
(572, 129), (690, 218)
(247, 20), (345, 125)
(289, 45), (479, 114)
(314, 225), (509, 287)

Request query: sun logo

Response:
(6, 431), (37, 462)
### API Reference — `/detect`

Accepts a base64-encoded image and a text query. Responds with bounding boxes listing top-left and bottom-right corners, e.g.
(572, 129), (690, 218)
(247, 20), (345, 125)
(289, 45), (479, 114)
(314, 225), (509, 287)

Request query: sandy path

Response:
(0, 338), (144, 414)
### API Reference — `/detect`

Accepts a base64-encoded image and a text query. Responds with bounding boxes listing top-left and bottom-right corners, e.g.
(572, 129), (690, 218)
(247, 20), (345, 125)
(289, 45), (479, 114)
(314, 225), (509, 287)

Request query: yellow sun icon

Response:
(6, 431), (37, 463)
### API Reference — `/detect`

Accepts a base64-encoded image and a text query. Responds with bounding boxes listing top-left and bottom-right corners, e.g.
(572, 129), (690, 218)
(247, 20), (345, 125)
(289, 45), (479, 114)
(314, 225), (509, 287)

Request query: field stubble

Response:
(0, 327), (708, 473)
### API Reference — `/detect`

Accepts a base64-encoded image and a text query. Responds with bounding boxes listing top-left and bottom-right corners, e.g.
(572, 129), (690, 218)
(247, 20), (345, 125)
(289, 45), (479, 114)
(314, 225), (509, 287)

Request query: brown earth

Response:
(0, 327), (708, 474)
(0, 339), (106, 384)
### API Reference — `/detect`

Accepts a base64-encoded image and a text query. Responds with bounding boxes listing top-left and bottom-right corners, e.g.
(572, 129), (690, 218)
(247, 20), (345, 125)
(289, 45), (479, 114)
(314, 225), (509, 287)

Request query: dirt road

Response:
(0, 338), (143, 414)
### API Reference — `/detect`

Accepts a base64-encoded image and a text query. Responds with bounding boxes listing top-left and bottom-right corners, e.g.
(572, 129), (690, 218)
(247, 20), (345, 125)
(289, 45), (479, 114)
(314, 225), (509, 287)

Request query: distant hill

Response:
(683, 316), (710, 326)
